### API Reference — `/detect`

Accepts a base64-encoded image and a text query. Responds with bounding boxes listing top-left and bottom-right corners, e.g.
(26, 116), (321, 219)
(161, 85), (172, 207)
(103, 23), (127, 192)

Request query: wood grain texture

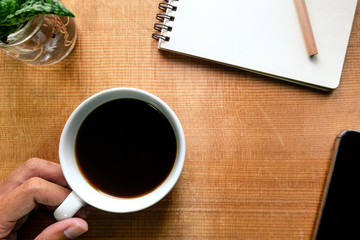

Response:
(1, 0), (360, 239)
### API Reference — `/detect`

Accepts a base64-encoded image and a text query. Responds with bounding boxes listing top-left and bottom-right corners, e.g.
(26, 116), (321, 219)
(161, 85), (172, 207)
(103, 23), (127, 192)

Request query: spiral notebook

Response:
(152, 0), (358, 90)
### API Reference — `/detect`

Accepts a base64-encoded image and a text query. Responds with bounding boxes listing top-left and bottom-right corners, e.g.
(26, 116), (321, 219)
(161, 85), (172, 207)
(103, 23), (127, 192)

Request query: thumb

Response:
(34, 218), (88, 240)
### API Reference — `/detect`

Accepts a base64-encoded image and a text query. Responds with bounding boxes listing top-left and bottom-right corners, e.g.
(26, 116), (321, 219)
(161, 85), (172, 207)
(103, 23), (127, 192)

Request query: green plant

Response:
(0, 0), (74, 40)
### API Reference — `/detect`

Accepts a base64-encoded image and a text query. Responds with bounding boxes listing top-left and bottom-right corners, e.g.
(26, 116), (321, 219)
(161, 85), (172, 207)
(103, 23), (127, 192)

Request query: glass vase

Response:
(0, 14), (77, 66)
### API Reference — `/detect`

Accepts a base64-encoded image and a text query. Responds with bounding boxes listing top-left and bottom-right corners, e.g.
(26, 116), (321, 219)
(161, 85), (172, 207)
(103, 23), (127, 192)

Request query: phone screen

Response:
(314, 130), (360, 239)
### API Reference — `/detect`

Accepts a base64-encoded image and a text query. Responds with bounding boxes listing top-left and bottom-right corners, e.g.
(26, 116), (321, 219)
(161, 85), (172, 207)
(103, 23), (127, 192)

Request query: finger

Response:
(0, 158), (67, 197)
(2, 215), (28, 240)
(0, 177), (71, 236)
(2, 232), (16, 240)
(35, 218), (88, 240)
(12, 214), (29, 232)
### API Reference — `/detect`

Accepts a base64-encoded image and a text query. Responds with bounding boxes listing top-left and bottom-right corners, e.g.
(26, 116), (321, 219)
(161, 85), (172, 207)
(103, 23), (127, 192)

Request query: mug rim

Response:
(59, 87), (186, 213)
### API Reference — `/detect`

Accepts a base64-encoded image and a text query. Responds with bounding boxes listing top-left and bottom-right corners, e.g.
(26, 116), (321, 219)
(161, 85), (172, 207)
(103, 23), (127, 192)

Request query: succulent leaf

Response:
(0, 0), (74, 39)
(0, 0), (22, 20)
(0, 24), (22, 40)
(1, 0), (74, 26)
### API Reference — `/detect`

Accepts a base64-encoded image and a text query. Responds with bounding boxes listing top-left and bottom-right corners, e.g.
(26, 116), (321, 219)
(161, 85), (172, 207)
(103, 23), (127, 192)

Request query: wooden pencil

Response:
(294, 0), (318, 56)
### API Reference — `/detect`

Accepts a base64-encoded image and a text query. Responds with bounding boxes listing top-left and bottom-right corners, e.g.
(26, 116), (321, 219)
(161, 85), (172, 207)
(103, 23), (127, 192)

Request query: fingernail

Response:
(64, 224), (88, 239)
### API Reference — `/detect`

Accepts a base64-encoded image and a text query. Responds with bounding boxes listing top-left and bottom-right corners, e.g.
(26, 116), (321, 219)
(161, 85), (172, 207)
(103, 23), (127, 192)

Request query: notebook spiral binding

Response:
(152, 0), (178, 42)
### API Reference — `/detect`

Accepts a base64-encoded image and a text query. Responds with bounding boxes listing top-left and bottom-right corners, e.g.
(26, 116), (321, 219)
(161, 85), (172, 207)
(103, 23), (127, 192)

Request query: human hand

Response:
(0, 158), (88, 240)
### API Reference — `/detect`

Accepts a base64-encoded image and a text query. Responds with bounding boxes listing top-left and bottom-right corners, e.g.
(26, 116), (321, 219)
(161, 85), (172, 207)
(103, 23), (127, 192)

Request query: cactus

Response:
(0, 0), (74, 40)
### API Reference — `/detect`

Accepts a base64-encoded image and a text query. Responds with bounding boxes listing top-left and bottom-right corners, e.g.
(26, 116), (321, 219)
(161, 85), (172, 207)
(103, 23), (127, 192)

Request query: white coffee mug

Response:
(54, 88), (186, 221)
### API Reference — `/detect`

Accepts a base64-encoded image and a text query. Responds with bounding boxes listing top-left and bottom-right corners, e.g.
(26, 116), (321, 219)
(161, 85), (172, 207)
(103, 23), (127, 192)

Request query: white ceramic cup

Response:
(54, 88), (186, 221)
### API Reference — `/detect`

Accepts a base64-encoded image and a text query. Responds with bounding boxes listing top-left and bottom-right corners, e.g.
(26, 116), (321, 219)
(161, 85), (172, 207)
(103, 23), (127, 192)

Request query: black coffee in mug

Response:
(75, 98), (177, 198)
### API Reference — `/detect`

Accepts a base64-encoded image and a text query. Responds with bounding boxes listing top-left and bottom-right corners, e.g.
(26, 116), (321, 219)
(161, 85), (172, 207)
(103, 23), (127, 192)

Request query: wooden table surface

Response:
(1, 1), (360, 239)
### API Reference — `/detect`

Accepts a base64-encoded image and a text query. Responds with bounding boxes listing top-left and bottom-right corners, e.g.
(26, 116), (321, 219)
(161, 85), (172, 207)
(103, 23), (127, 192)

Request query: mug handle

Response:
(54, 191), (86, 221)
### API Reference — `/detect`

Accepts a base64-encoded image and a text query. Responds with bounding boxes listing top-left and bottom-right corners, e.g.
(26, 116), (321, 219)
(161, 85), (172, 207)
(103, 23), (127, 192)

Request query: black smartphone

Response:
(313, 130), (360, 239)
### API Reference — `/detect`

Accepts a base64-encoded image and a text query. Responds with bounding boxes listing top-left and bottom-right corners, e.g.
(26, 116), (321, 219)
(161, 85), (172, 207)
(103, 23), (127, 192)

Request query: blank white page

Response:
(158, 0), (358, 90)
